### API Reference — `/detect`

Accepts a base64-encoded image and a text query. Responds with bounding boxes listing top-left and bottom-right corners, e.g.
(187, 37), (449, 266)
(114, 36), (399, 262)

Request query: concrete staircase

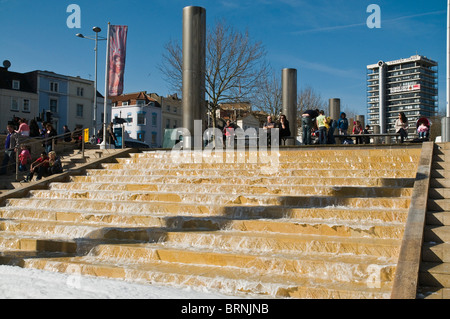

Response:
(418, 143), (450, 299)
(0, 147), (422, 298)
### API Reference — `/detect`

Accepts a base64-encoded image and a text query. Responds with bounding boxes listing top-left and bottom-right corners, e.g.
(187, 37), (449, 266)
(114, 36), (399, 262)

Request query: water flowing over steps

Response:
(0, 148), (422, 298)
(417, 143), (450, 299)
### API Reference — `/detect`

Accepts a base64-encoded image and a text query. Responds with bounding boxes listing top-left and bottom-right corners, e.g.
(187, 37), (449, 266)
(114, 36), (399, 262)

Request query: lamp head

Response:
(93, 26), (101, 33)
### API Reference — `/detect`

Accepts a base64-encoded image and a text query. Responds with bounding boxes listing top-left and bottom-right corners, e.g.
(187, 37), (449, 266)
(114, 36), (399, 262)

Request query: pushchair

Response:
(414, 117), (431, 142)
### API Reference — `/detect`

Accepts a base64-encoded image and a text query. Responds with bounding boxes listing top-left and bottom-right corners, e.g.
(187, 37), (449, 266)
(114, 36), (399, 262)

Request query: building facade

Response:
(0, 66), (39, 133)
(111, 91), (162, 148)
(367, 55), (438, 134)
(149, 93), (183, 146)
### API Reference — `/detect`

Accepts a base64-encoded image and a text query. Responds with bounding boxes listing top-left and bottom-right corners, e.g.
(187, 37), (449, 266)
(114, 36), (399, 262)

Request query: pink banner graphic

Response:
(108, 25), (128, 96)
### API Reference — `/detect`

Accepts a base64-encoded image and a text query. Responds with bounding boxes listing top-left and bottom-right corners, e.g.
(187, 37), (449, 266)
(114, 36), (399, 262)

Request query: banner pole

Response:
(101, 22), (111, 149)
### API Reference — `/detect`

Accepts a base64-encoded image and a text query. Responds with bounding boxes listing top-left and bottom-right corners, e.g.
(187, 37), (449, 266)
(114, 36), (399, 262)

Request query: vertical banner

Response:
(108, 25), (128, 97)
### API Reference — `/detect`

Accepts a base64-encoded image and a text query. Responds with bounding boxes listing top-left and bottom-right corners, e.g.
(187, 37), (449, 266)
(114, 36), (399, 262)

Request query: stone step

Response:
(423, 226), (450, 243)
(428, 188), (450, 200)
(133, 150), (421, 161)
(84, 168), (418, 179)
(0, 221), (402, 260)
(417, 287), (450, 299)
(117, 230), (402, 258)
(22, 190), (412, 209)
(419, 262), (450, 288)
(429, 178), (450, 188)
(84, 243), (397, 283)
(427, 199), (450, 212)
(421, 242), (450, 263)
(431, 162), (450, 170)
(0, 233), (78, 254)
(0, 206), (410, 226)
(425, 211), (450, 226)
(47, 183), (414, 198)
(0, 214), (404, 242)
(431, 170), (450, 179)
(436, 143), (450, 150)
(70, 175), (416, 188)
(21, 256), (393, 298)
(106, 161), (419, 171)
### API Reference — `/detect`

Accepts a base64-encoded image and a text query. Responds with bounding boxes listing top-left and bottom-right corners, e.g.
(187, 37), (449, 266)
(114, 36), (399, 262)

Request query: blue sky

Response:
(0, 0), (447, 116)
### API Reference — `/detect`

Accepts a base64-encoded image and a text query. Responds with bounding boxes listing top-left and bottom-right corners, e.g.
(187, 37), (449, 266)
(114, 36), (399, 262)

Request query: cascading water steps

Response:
(0, 147), (422, 298)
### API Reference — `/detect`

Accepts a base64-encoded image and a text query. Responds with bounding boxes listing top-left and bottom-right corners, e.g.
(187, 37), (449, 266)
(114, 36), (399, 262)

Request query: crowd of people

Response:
(0, 117), (69, 180)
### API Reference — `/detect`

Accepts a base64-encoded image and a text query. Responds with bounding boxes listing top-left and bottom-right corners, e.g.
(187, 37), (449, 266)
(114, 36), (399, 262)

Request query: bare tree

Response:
(159, 20), (268, 128)
(297, 86), (327, 116)
(252, 68), (282, 116)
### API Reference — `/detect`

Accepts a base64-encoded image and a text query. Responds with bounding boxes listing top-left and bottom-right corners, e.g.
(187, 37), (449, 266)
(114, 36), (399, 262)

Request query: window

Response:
(137, 132), (145, 142)
(122, 101), (129, 106)
(136, 100), (145, 106)
(23, 99), (30, 112)
(11, 97), (19, 111)
(166, 119), (170, 129)
(152, 132), (157, 145)
(50, 99), (58, 112)
(76, 104), (84, 117)
(50, 82), (59, 92)
(137, 113), (146, 125)
(12, 80), (20, 90)
(173, 106), (177, 113)
(152, 113), (157, 127)
(77, 87), (84, 96)
(126, 113), (133, 124)
(166, 105), (170, 112)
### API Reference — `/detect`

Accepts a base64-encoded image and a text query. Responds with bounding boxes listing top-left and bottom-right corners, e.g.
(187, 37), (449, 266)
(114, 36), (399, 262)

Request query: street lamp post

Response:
(76, 27), (106, 141)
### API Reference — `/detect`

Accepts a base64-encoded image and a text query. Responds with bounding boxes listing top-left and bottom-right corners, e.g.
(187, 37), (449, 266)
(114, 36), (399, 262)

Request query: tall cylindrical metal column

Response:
(378, 61), (387, 133)
(444, 0), (450, 142)
(329, 98), (341, 121)
(282, 68), (297, 145)
(182, 6), (206, 149)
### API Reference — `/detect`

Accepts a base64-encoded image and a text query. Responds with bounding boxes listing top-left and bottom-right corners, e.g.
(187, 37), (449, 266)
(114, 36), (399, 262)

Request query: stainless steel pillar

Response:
(329, 98), (340, 121)
(182, 6), (206, 149)
(373, 124), (380, 144)
(444, 0), (450, 142)
(443, 117), (450, 142)
(282, 68), (297, 145)
(378, 61), (387, 133)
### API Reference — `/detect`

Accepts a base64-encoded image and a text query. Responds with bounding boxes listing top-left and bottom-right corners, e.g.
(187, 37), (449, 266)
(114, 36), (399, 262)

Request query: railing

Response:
(1, 123), (126, 182)
(1, 128), (87, 182)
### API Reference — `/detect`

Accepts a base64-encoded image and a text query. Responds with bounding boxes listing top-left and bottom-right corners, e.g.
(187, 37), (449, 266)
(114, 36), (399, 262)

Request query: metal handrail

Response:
(1, 128), (86, 182)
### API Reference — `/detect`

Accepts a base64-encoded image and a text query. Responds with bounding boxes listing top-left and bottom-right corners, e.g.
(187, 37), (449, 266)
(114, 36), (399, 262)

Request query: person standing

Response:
(301, 109), (319, 145)
(63, 125), (72, 142)
(18, 144), (32, 172)
(43, 123), (57, 153)
(0, 124), (20, 175)
(16, 118), (30, 137)
(337, 112), (349, 136)
(316, 110), (327, 145)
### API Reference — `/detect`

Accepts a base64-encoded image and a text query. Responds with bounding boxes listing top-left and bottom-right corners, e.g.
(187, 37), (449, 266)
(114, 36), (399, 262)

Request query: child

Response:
(417, 122), (429, 139)
(18, 145), (31, 172)
(352, 121), (363, 144)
